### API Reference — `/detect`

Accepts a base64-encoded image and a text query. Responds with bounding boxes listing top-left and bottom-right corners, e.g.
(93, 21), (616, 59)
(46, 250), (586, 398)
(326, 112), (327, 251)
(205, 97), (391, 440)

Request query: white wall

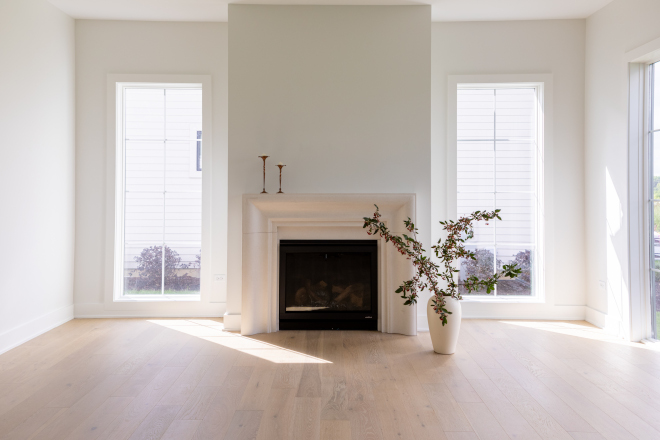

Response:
(0, 0), (75, 353)
(585, 0), (660, 337)
(74, 20), (229, 317)
(227, 5), (432, 331)
(431, 20), (587, 321)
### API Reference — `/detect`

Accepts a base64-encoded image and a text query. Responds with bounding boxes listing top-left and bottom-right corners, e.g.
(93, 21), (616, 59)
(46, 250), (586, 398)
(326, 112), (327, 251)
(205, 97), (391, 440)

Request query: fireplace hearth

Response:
(279, 240), (378, 330)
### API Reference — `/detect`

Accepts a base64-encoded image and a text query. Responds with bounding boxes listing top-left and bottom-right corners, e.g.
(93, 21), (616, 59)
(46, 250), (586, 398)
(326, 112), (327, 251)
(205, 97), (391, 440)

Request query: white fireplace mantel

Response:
(239, 193), (417, 336)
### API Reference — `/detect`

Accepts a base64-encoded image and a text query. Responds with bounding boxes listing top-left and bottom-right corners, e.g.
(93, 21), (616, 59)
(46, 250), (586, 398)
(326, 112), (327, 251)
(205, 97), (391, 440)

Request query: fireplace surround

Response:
(237, 193), (417, 336)
(279, 240), (378, 330)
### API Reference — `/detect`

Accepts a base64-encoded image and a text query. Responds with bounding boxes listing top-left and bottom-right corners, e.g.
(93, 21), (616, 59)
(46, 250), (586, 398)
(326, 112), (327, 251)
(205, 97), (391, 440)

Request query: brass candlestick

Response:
(258, 155), (269, 194)
(277, 164), (286, 194)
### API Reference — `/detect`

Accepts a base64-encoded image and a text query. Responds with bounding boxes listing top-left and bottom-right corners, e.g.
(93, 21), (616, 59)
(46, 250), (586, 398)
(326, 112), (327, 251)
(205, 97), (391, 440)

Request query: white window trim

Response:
(448, 74), (552, 304)
(105, 74), (213, 308)
(627, 38), (660, 341)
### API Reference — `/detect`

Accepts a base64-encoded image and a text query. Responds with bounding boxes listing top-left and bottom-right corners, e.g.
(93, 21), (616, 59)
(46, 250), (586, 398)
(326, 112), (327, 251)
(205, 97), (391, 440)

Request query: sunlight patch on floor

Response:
(148, 319), (332, 363)
(498, 320), (660, 351)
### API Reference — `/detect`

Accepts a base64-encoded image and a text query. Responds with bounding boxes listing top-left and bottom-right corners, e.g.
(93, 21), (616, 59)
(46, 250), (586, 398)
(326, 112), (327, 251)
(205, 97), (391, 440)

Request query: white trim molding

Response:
(447, 74), (552, 305)
(626, 38), (660, 341)
(102, 74), (218, 317)
(0, 305), (74, 356)
(240, 193), (417, 336)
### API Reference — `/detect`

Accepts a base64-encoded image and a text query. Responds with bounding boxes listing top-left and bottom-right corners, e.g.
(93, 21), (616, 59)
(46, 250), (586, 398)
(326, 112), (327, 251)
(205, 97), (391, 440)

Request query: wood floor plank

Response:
(372, 383), (415, 440)
(497, 358), (595, 432)
(320, 420), (351, 440)
(255, 388), (296, 440)
(423, 383), (473, 432)
(484, 368), (574, 440)
(238, 361), (277, 410)
(95, 367), (184, 440)
(459, 402), (510, 440)
(176, 386), (219, 420)
(65, 396), (134, 440)
(32, 374), (131, 440)
(223, 410), (263, 440)
(0, 406), (65, 440)
(159, 420), (200, 440)
(291, 397), (322, 440)
(158, 355), (216, 406)
(127, 405), (180, 440)
(192, 366), (254, 440)
(468, 378), (543, 440)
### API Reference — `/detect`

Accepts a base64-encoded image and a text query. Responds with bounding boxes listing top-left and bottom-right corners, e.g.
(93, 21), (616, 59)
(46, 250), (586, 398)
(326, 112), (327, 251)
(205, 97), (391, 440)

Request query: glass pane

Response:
(653, 132), (660, 195)
(457, 192), (494, 243)
(495, 88), (536, 140)
(497, 247), (533, 296)
(458, 141), (494, 193)
(124, 243), (163, 294)
(653, 271), (660, 339)
(124, 192), (164, 243)
(284, 252), (372, 312)
(124, 88), (164, 140)
(165, 89), (202, 141)
(457, 88), (494, 141)
(125, 141), (164, 193)
(653, 202), (660, 267)
(654, 63), (660, 131)
(163, 243), (201, 295)
(458, 246), (495, 296)
(496, 141), (535, 192)
(496, 193), (535, 244)
(165, 142), (202, 192)
(165, 192), (202, 243)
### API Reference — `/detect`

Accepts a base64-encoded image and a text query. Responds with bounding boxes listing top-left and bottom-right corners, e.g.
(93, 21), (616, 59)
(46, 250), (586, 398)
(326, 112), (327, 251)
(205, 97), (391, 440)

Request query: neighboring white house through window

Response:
(117, 84), (203, 297)
(456, 84), (543, 298)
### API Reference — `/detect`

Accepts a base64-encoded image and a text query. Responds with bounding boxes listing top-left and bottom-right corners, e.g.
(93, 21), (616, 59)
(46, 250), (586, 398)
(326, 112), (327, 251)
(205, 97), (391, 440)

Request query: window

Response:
(196, 130), (202, 172)
(648, 62), (660, 338)
(116, 84), (203, 297)
(456, 84), (543, 298)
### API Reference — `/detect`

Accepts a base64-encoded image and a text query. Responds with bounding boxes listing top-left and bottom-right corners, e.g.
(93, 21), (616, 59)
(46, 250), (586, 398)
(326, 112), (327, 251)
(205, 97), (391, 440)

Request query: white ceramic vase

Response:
(426, 296), (462, 354)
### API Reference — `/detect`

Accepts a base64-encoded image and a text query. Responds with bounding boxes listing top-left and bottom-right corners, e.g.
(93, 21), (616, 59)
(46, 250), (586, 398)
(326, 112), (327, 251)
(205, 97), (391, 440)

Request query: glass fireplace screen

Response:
(283, 251), (372, 312)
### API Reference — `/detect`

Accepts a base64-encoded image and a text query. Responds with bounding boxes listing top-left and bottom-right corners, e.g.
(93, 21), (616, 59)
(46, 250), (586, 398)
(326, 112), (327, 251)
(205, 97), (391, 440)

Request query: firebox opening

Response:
(279, 240), (378, 330)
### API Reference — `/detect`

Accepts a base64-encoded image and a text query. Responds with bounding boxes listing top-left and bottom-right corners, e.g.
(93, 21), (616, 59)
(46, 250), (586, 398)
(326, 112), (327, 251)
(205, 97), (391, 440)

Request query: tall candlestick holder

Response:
(277, 164), (286, 194)
(258, 155), (269, 194)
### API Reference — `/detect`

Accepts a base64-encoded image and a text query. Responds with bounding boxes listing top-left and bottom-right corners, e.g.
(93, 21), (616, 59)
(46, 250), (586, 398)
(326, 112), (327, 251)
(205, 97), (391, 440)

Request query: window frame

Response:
(105, 75), (212, 305)
(448, 75), (550, 304)
(627, 39), (660, 341)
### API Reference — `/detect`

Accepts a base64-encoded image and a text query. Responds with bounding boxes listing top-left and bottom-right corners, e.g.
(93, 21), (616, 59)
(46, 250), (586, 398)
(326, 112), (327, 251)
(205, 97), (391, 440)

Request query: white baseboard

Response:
(585, 306), (607, 328)
(74, 302), (226, 318)
(417, 305), (590, 332)
(0, 304), (74, 356)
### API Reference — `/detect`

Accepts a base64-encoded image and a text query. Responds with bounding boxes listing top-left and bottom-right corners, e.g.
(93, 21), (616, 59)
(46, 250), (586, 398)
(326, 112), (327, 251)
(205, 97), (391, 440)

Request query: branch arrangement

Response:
(363, 206), (521, 326)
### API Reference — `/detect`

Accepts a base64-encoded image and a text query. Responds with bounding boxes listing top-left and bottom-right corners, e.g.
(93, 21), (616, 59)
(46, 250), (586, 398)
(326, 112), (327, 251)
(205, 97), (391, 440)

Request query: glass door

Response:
(649, 62), (660, 339)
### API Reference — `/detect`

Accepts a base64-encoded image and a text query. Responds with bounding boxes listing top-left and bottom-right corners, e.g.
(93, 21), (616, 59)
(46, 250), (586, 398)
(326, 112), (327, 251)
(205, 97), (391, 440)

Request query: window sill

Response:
(115, 295), (201, 302)
(460, 296), (544, 304)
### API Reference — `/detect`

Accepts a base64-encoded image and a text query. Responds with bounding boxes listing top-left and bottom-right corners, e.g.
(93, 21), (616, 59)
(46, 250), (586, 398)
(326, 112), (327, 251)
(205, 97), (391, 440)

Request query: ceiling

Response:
(47, 0), (615, 23)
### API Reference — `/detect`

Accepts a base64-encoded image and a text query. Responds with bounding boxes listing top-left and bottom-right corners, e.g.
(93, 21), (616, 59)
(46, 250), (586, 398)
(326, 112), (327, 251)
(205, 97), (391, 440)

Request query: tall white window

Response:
(456, 84), (543, 298)
(116, 84), (203, 297)
(648, 62), (660, 338)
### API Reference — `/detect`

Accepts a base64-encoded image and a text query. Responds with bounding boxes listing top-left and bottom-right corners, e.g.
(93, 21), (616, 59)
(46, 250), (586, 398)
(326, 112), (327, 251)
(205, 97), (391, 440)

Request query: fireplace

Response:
(279, 240), (378, 330)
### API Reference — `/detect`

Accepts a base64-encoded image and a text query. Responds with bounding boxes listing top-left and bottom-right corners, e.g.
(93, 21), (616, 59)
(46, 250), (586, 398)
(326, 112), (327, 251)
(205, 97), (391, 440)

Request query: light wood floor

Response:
(1, 319), (660, 440)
